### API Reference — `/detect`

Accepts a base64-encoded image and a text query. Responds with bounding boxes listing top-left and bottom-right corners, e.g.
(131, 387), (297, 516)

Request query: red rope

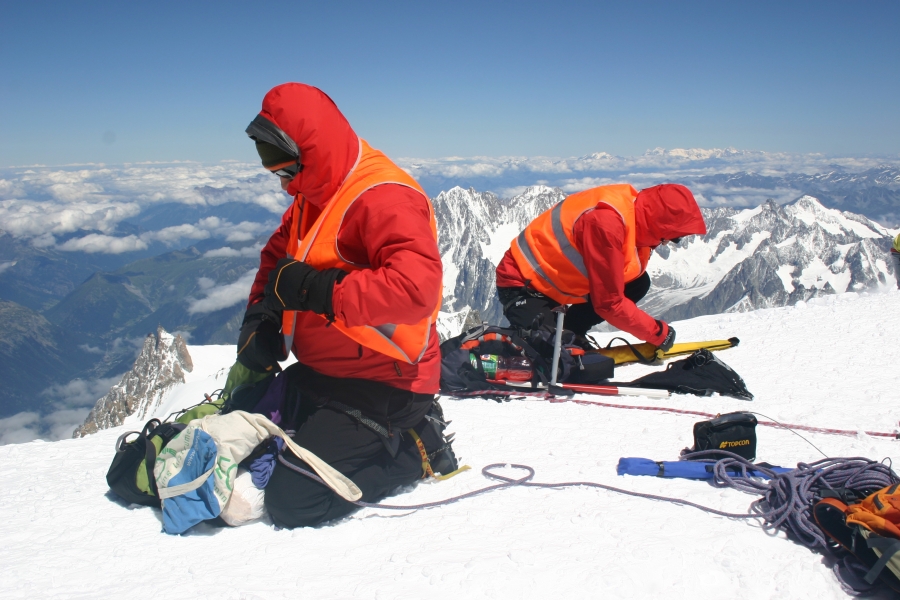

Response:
(549, 397), (899, 439)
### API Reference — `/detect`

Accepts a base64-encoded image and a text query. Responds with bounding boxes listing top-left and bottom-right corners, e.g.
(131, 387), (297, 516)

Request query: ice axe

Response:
(549, 304), (567, 386)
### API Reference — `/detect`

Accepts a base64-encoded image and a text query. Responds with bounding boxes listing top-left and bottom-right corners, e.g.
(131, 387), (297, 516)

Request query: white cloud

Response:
(0, 199), (141, 237)
(252, 192), (291, 213)
(398, 148), (900, 198)
(0, 374), (125, 443)
(187, 269), (256, 314)
(0, 406), (99, 445)
(42, 375), (123, 408)
(57, 233), (148, 254)
(42, 408), (94, 440)
(0, 412), (41, 445)
(141, 223), (211, 245)
(77, 344), (104, 354)
(1, 150), (897, 256)
(223, 221), (270, 242)
(0, 178), (25, 199)
(0, 162), (285, 249)
(48, 181), (106, 203)
(0, 260), (16, 274)
(203, 243), (263, 258)
(30, 233), (56, 247)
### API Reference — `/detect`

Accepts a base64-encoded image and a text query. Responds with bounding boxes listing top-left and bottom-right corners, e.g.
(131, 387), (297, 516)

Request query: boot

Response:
(412, 400), (460, 476)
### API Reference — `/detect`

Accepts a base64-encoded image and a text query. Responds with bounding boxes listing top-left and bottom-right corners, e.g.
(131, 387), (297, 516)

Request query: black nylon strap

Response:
(327, 400), (391, 439)
(604, 337), (657, 365)
(864, 536), (900, 584)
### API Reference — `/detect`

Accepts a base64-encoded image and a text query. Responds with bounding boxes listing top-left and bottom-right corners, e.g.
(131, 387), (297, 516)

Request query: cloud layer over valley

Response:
(0, 162), (288, 257)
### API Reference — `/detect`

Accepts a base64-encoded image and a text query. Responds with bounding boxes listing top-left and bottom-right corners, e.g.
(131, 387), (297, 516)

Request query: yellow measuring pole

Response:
(593, 338), (739, 365)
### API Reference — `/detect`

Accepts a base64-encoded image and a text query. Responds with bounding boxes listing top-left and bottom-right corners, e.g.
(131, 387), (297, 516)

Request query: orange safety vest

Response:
(509, 184), (651, 305)
(281, 139), (441, 364)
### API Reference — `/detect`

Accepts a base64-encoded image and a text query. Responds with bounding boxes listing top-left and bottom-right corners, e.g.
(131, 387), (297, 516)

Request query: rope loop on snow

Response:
(278, 454), (758, 517)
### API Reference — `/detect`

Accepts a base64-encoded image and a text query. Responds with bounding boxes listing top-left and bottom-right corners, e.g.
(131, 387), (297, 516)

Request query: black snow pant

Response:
(498, 272), (652, 337)
(264, 363), (434, 529)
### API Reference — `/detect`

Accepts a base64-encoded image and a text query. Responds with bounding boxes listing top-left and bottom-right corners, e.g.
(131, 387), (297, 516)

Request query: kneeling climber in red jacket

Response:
(495, 183), (707, 350)
(235, 83), (457, 528)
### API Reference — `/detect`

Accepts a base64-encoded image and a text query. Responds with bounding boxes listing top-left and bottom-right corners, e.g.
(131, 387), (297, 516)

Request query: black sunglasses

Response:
(273, 162), (302, 180)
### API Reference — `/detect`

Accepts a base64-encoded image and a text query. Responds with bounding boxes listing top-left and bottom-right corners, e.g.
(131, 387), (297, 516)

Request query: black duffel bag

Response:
(689, 411), (758, 461)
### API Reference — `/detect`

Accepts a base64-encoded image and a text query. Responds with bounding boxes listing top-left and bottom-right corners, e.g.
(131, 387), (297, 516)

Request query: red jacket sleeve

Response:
(330, 185), (443, 328)
(248, 205), (292, 307)
(575, 206), (666, 344)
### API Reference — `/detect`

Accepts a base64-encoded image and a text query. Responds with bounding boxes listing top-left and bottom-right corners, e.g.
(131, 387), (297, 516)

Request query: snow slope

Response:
(2, 291), (899, 599)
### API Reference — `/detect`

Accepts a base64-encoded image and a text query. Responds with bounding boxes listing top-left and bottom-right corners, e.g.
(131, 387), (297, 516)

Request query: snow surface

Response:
(2, 291), (900, 599)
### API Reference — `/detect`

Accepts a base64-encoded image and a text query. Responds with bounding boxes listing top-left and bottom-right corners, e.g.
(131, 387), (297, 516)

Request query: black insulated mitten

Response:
(263, 257), (346, 317)
(236, 303), (287, 373)
(656, 320), (676, 352)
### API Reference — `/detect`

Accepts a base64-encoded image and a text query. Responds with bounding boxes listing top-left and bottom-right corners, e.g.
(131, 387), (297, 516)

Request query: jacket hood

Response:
(634, 184), (707, 247)
(255, 83), (360, 208)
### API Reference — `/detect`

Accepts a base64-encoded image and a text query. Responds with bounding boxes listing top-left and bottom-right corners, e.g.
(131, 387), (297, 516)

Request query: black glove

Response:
(263, 257), (347, 318)
(656, 320), (676, 352)
(236, 303), (287, 373)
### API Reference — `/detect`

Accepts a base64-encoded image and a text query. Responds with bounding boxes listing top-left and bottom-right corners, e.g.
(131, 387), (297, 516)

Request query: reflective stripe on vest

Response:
(282, 138), (440, 364)
(510, 184), (650, 305)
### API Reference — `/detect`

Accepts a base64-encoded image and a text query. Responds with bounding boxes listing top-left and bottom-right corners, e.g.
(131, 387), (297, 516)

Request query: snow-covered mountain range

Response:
(434, 187), (898, 328)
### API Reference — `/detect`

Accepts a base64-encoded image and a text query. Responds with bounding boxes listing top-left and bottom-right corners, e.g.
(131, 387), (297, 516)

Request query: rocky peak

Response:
(73, 326), (193, 437)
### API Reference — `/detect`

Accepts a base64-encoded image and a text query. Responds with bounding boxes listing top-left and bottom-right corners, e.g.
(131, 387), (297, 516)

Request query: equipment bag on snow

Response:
(815, 486), (900, 593)
(687, 412), (758, 461)
(518, 326), (614, 385)
(623, 348), (753, 400)
(440, 323), (613, 394)
(106, 418), (187, 507)
(155, 411), (362, 534)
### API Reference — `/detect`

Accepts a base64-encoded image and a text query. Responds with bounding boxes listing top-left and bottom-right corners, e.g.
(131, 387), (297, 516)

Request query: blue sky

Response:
(2, 0), (899, 166)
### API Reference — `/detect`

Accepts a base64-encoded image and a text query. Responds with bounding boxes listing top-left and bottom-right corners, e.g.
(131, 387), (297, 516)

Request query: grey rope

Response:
(277, 453), (758, 516)
(686, 450), (898, 549)
(277, 450), (897, 531)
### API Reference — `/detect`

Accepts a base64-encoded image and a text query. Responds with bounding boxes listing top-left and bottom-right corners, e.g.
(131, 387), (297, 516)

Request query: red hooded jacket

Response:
(496, 184), (707, 345)
(247, 84), (443, 394)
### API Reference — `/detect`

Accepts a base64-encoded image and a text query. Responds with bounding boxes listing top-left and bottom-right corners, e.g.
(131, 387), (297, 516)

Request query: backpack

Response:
(439, 323), (614, 394)
(815, 484), (900, 592)
(105, 399), (222, 506)
(622, 348), (754, 400)
(106, 418), (186, 507)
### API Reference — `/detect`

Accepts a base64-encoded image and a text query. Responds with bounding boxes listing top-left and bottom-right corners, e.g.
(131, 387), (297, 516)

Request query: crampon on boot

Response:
(409, 400), (466, 480)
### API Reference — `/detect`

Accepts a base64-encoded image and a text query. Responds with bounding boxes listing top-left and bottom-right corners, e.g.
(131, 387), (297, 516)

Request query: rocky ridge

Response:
(74, 327), (193, 437)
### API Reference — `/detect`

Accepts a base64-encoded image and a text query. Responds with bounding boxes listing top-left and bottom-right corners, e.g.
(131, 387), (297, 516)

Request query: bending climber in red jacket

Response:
(495, 183), (707, 349)
(234, 83), (457, 528)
